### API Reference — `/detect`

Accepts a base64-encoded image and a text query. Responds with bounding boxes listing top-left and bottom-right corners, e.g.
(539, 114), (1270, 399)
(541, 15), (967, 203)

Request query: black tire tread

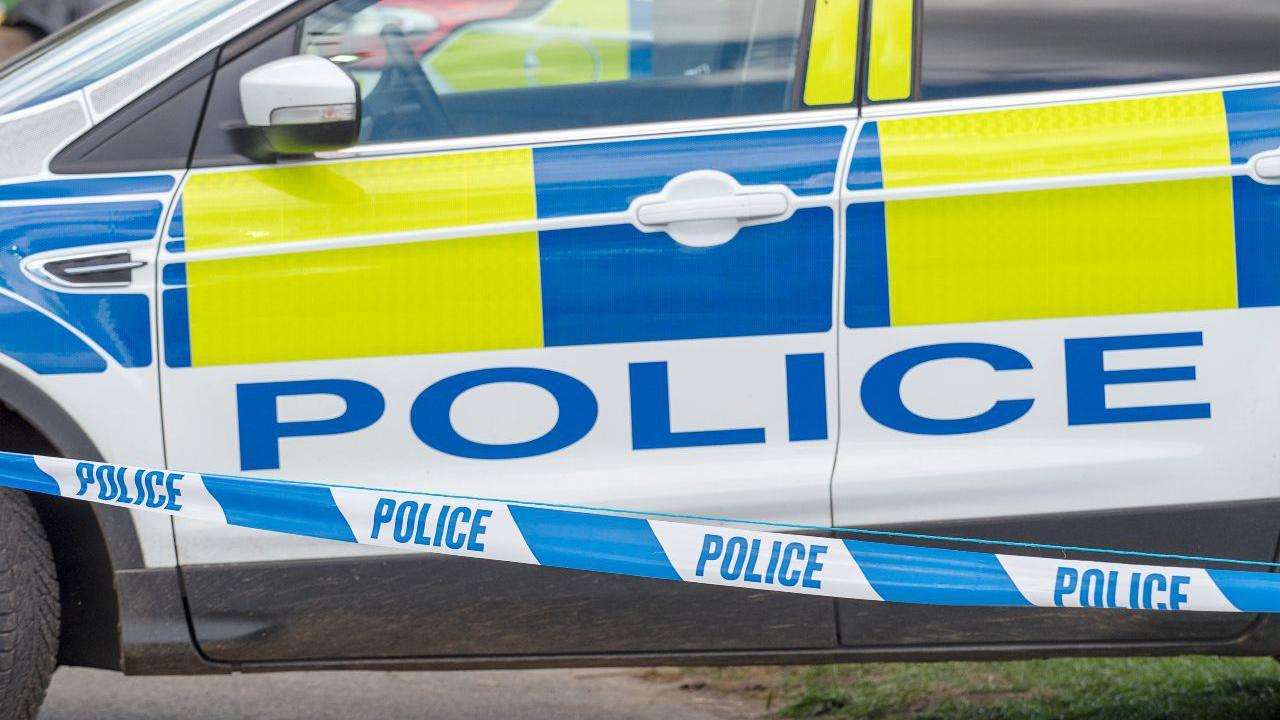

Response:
(0, 490), (58, 720)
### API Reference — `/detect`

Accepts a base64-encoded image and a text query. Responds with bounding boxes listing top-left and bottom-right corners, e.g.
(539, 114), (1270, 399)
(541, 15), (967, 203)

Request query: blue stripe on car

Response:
(532, 126), (847, 218)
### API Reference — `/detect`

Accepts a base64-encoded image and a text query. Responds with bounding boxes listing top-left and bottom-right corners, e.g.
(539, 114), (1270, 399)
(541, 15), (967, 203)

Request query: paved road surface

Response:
(41, 666), (755, 720)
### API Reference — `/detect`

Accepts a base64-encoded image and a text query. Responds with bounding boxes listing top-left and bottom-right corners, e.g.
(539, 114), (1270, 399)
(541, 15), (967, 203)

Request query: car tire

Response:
(0, 489), (58, 720)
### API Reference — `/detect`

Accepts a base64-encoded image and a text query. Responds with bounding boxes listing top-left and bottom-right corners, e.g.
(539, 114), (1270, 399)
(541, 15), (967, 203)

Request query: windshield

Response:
(0, 0), (248, 115)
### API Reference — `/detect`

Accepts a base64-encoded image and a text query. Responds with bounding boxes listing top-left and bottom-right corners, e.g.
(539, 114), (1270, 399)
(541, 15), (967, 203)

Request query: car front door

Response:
(836, 0), (1280, 648)
(159, 0), (859, 662)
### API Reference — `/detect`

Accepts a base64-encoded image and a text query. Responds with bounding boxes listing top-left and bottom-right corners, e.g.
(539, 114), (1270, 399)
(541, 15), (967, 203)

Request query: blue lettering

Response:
(393, 501), (417, 544)
(221, 332), (1214, 465)
(862, 343), (1034, 435)
(414, 502), (435, 546)
(779, 543), (804, 587)
(370, 500), (492, 551)
(132, 470), (147, 507)
(433, 506), (450, 546)
(445, 507), (471, 550)
(468, 509), (492, 552)
(1065, 332), (1210, 426)
(764, 540), (781, 584)
(1080, 569), (1106, 608)
(163, 473), (183, 511)
(1143, 574), (1169, 610)
(144, 471), (166, 509)
(743, 539), (764, 583)
(237, 380), (385, 471)
(696, 535), (724, 577)
(1170, 575), (1190, 610)
(75, 462), (93, 497)
(785, 354), (828, 442)
(76, 463), (181, 508)
(692, 536), (826, 589)
(802, 545), (827, 589)
(114, 467), (133, 504)
(630, 362), (765, 450)
(1054, 567), (1079, 606)
(721, 537), (749, 580)
(412, 368), (597, 460)
(95, 464), (117, 501)
(371, 498), (395, 540)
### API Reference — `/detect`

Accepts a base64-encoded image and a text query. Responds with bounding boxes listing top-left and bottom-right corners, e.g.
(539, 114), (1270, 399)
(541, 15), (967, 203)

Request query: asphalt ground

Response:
(40, 666), (756, 720)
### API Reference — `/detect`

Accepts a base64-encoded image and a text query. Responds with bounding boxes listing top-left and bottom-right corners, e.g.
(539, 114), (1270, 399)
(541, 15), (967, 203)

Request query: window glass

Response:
(0, 0), (246, 114)
(919, 0), (1280, 101)
(301, 0), (806, 144)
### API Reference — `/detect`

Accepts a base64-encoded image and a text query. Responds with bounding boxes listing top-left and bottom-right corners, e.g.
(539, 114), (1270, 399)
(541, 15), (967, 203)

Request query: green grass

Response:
(645, 657), (1280, 719)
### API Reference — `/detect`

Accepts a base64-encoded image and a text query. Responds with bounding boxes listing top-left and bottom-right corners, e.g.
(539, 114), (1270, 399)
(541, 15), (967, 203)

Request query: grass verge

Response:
(643, 657), (1280, 719)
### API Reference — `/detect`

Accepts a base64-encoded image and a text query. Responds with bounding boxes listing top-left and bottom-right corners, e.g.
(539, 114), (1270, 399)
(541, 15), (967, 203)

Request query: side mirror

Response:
(239, 55), (361, 157)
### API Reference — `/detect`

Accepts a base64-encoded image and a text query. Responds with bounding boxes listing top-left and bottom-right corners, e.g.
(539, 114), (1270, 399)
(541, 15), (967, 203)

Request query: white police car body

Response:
(0, 0), (1277, 700)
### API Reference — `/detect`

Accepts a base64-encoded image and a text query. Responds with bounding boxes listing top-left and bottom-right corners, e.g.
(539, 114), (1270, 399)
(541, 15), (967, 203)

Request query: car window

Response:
(300, 0), (807, 144)
(0, 0), (246, 114)
(916, 0), (1280, 102)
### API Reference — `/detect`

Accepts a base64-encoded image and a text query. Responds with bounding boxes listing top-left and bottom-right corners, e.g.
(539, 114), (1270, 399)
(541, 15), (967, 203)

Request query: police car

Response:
(0, 0), (1278, 714)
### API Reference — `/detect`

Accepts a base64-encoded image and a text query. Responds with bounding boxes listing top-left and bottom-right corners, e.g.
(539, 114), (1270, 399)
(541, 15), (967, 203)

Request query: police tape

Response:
(2, 449), (1279, 613)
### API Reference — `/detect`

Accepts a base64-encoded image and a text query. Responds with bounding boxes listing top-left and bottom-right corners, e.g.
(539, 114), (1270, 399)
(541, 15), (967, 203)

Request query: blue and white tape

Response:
(2, 450), (1278, 613)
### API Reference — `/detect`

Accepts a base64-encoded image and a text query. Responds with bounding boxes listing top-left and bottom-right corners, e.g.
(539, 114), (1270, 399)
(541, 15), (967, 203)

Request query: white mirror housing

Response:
(240, 55), (360, 156)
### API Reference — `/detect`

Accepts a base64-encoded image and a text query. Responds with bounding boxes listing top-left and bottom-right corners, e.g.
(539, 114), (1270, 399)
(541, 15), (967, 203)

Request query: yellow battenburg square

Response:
(182, 149), (538, 251)
(877, 93), (1232, 188)
(884, 178), (1239, 326)
(180, 148), (544, 366)
(873, 91), (1239, 326)
(186, 233), (545, 367)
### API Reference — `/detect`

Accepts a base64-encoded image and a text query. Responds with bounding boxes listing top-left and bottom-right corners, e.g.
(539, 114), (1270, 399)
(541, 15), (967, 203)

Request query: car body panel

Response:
(0, 0), (1275, 671)
(160, 118), (850, 657)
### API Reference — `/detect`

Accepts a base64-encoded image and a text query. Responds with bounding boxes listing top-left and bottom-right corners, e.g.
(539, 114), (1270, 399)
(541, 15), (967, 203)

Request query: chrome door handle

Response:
(635, 192), (789, 226)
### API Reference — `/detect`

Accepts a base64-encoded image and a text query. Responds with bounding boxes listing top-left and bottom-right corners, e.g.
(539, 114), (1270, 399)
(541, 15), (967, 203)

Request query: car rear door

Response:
(835, 0), (1280, 647)
(159, 0), (860, 662)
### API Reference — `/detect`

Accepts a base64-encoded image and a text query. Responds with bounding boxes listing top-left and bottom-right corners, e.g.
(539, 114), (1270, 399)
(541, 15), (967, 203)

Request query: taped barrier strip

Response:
(3, 449), (1280, 613)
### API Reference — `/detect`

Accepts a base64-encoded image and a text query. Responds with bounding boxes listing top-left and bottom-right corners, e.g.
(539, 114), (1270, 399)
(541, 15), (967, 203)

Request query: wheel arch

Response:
(0, 363), (141, 671)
